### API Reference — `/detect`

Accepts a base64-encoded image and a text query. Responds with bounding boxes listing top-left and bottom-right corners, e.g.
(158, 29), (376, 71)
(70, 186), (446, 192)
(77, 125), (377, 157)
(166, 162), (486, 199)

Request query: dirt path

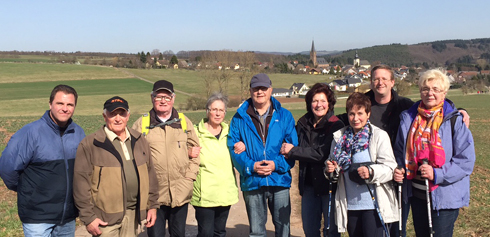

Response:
(76, 168), (304, 237)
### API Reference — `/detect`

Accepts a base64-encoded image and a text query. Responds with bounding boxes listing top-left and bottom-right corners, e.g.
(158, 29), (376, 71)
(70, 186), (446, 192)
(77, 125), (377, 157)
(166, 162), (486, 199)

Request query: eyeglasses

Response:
(372, 78), (391, 83)
(153, 95), (173, 102)
(420, 87), (444, 94)
(208, 108), (226, 114)
(251, 87), (269, 92)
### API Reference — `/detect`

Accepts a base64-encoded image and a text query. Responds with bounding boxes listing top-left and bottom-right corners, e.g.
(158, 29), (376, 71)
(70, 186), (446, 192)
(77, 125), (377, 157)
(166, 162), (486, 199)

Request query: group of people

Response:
(0, 65), (475, 237)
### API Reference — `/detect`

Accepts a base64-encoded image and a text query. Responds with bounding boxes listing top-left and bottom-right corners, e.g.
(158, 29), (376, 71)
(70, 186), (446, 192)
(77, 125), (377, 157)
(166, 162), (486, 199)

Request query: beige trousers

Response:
(98, 209), (137, 237)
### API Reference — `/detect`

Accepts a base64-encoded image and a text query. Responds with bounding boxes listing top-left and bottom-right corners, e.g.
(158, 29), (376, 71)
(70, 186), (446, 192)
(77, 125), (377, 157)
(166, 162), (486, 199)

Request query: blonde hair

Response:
(418, 68), (450, 92)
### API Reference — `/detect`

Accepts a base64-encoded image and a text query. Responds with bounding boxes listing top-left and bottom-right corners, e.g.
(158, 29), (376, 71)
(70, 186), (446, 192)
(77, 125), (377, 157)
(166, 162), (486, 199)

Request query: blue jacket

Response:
(394, 99), (475, 210)
(0, 111), (85, 224)
(227, 97), (298, 192)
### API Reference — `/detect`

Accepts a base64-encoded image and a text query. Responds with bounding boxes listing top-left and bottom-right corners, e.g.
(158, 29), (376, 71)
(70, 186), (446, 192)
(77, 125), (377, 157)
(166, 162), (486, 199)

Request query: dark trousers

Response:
(194, 206), (231, 237)
(147, 203), (188, 237)
(411, 197), (459, 237)
(347, 210), (385, 237)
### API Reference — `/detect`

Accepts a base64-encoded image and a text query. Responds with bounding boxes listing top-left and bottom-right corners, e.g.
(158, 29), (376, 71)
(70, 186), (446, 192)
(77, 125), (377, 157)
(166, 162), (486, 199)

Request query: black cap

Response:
(103, 96), (129, 112)
(250, 73), (272, 88)
(153, 80), (174, 93)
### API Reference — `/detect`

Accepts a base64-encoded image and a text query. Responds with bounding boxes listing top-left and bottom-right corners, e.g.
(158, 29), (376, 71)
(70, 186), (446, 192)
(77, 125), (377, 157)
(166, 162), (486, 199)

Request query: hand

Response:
(234, 141), (246, 154)
(280, 143), (294, 158)
(145, 209), (157, 228)
(357, 166), (370, 180)
(394, 168), (405, 183)
(254, 160), (275, 176)
(419, 164), (434, 181)
(86, 218), (108, 236)
(459, 110), (470, 128)
(325, 160), (338, 173)
(188, 146), (201, 158)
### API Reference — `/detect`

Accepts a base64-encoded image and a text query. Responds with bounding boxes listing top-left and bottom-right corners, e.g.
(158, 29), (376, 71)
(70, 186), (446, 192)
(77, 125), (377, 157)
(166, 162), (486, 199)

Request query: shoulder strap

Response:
(141, 113), (150, 136)
(450, 115), (457, 137)
(178, 113), (187, 133)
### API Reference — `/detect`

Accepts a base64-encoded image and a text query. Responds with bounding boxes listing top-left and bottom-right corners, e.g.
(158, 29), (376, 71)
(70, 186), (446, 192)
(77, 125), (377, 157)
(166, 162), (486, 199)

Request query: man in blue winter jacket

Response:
(0, 85), (85, 237)
(228, 73), (298, 237)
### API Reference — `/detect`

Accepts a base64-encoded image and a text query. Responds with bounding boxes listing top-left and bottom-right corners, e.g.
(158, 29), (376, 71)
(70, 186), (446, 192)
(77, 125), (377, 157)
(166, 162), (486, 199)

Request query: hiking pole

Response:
(326, 173), (333, 233)
(364, 166), (390, 237)
(422, 159), (434, 237)
(396, 166), (403, 237)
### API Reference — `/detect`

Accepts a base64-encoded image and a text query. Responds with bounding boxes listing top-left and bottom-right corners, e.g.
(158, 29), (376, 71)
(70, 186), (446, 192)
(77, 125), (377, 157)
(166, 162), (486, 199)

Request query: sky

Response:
(1, 0), (489, 54)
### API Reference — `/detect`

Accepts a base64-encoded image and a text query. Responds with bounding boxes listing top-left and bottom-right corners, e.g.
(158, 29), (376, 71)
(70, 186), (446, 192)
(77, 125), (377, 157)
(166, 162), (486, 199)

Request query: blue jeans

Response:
(411, 197), (459, 237)
(22, 220), (75, 237)
(147, 203), (188, 237)
(194, 205), (231, 237)
(243, 186), (290, 237)
(301, 185), (340, 237)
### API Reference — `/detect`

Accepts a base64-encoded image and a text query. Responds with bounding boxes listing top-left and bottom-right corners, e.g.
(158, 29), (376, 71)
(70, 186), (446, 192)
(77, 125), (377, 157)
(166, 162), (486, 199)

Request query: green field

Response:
(0, 62), (489, 236)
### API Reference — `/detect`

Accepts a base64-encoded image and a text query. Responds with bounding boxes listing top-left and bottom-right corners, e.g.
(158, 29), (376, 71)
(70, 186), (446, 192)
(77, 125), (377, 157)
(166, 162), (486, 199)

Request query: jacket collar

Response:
(406, 99), (457, 120)
(41, 110), (75, 135)
(149, 107), (182, 129)
(196, 118), (229, 139)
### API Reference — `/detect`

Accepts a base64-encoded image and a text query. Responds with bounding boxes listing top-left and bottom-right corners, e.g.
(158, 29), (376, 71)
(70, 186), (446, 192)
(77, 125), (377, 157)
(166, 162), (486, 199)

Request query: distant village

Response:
(269, 41), (490, 97)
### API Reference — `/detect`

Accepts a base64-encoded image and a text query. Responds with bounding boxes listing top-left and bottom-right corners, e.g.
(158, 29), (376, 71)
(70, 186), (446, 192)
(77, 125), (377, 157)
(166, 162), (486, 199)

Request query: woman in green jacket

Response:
(191, 92), (239, 237)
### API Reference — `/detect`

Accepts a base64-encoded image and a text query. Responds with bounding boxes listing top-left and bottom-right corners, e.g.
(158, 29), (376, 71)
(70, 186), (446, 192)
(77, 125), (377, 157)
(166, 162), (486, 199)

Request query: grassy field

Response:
(0, 63), (489, 236)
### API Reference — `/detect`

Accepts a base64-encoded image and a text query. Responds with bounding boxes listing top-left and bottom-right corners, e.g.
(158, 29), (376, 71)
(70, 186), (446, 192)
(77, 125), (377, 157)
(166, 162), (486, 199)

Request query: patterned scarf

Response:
(332, 121), (371, 172)
(405, 101), (445, 191)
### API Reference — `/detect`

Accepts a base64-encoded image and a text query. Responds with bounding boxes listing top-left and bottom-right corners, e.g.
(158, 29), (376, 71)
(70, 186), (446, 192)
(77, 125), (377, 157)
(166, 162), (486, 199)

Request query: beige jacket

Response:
(132, 108), (200, 208)
(327, 124), (398, 233)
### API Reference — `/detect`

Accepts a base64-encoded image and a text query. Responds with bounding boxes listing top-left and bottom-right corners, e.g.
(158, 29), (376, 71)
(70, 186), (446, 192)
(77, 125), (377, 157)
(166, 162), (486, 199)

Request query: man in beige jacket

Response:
(74, 96), (159, 237)
(132, 80), (200, 237)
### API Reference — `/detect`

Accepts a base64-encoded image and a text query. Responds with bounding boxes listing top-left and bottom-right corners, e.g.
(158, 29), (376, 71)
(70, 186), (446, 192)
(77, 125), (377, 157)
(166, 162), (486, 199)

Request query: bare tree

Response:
(151, 49), (160, 57)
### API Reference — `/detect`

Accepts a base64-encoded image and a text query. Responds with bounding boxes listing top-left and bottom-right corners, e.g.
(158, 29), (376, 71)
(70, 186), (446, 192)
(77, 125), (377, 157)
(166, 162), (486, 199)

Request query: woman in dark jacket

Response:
(281, 83), (344, 237)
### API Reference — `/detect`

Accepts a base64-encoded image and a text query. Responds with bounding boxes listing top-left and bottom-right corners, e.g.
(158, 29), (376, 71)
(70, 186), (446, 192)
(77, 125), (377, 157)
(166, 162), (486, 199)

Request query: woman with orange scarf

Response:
(393, 69), (475, 237)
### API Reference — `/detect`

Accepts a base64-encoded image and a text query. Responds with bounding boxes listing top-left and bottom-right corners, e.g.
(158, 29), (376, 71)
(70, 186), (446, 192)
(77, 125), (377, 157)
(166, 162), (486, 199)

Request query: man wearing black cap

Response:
(228, 73), (298, 237)
(0, 85), (85, 237)
(132, 80), (200, 237)
(74, 96), (159, 237)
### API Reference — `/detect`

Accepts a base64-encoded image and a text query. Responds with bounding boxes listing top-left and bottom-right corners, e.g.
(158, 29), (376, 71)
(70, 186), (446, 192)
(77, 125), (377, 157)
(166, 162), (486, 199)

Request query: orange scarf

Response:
(405, 101), (445, 191)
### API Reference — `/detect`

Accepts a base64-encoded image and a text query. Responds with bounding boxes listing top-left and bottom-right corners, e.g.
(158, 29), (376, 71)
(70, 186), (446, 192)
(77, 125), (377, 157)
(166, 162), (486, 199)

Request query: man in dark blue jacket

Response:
(228, 73), (298, 237)
(0, 85), (85, 236)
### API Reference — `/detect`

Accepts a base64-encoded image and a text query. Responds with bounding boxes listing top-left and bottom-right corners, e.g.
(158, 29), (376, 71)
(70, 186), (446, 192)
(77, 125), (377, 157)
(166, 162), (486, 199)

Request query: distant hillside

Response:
(332, 38), (490, 66)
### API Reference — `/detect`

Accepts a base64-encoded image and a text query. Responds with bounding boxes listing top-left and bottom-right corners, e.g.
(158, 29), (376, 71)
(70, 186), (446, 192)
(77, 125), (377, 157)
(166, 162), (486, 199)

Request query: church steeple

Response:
(310, 40), (317, 68)
(354, 50), (360, 67)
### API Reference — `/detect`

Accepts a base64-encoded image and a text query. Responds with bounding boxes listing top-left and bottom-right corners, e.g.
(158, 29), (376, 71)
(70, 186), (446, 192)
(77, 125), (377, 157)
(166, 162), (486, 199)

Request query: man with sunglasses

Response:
(228, 73), (298, 237)
(133, 80), (201, 237)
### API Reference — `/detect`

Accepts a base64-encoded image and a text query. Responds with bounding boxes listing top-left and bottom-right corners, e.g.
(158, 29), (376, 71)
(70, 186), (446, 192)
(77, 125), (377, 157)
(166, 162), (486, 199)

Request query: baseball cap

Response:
(250, 73), (272, 88)
(103, 96), (129, 112)
(153, 80), (174, 93)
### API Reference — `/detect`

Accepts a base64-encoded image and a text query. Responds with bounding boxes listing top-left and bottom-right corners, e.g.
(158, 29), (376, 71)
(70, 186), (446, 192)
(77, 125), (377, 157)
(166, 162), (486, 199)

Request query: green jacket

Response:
(191, 118), (239, 207)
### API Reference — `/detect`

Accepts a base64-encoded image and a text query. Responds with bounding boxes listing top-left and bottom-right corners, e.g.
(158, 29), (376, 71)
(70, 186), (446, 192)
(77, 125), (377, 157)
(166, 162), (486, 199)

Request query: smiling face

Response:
(371, 68), (395, 98)
(250, 86), (272, 107)
(420, 80), (447, 109)
(104, 108), (130, 137)
(49, 92), (76, 127)
(152, 90), (175, 116)
(207, 100), (226, 126)
(311, 92), (329, 120)
(348, 105), (370, 134)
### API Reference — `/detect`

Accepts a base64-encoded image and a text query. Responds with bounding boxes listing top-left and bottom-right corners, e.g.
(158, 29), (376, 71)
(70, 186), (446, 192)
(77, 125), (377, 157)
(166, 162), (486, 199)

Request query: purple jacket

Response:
(394, 99), (475, 210)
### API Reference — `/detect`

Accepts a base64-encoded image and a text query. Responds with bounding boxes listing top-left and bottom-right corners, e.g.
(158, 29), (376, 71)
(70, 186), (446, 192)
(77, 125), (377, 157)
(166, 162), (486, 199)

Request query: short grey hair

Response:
(418, 68), (450, 92)
(206, 92), (229, 110)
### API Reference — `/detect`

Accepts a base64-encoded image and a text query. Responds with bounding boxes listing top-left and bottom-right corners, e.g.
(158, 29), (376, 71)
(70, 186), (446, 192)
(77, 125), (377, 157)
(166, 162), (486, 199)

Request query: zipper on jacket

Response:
(97, 167), (103, 189)
(60, 134), (68, 225)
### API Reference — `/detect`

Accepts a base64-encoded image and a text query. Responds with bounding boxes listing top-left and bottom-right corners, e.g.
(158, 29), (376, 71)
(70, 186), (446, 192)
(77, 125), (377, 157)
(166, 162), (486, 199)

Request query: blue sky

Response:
(1, 0), (489, 54)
